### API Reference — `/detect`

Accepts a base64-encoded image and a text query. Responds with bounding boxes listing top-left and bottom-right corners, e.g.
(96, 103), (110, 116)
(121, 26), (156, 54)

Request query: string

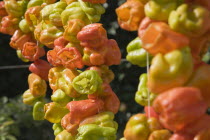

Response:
(0, 65), (30, 70)
(146, 52), (151, 118)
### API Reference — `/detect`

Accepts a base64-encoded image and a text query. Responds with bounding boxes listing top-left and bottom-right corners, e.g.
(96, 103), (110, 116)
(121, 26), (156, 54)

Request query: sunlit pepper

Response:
(22, 89), (43, 105)
(28, 73), (47, 97)
(135, 73), (157, 106)
(77, 23), (108, 48)
(144, 0), (180, 21)
(48, 67), (80, 98)
(44, 102), (69, 123)
(51, 89), (72, 106)
(141, 22), (189, 55)
(61, 1), (105, 26)
(57, 47), (84, 69)
(186, 64), (210, 107)
(148, 129), (172, 140)
(169, 4), (210, 37)
(77, 124), (117, 140)
(16, 50), (29, 62)
(4, 0), (28, 18)
(55, 130), (75, 140)
(0, 16), (20, 35)
(10, 30), (35, 50)
(88, 65), (114, 83)
(27, 0), (43, 8)
(41, 1), (67, 26)
(153, 87), (208, 132)
(138, 17), (156, 39)
(29, 59), (51, 81)
(81, 0), (106, 4)
(194, 128), (210, 140)
(53, 123), (64, 136)
(79, 112), (118, 130)
(124, 114), (162, 140)
(116, 0), (145, 31)
(33, 101), (45, 120)
(63, 19), (85, 43)
(72, 70), (103, 94)
(148, 47), (193, 93)
(61, 99), (104, 135)
(168, 133), (194, 140)
(19, 19), (31, 33)
(0, 1), (8, 17)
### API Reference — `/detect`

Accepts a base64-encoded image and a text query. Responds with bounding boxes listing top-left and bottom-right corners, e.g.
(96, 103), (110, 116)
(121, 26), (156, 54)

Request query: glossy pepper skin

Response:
(126, 37), (152, 67)
(55, 130), (75, 140)
(72, 70), (103, 95)
(144, 0), (180, 21)
(29, 59), (51, 81)
(148, 129), (172, 140)
(76, 124), (116, 140)
(33, 101), (45, 120)
(81, 0), (106, 4)
(0, 1), (8, 17)
(19, 19), (31, 33)
(141, 22), (189, 55)
(28, 73), (47, 97)
(124, 114), (162, 140)
(51, 89), (72, 106)
(148, 47), (193, 93)
(22, 89), (43, 105)
(135, 73), (157, 106)
(0, 16), (20, 35)
(116, 0), (145, 31)
(186, 64), (210, 107)
(194, 128), (210, 140)
(169, 4), (210, 37)
(153, 87), (208, 132)
(61, 1), (105, 26)
(53, 123), (64, 136)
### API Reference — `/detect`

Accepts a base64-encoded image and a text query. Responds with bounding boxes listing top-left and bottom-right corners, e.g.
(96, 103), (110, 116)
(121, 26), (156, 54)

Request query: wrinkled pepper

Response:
(53, 123), (64, 136)
(0, 16), (20, 35)
(148, 129), (172, 140)
(22, 89), (43, 105)
(194, 128), (210, 140)
(33, 101), (45, 120)
(55, 130), (75, 140)
(19, 19), (31, 33)
(51, 89), (72, 106)
(17, 49), (29, 62)
(148, 47), (193, 93)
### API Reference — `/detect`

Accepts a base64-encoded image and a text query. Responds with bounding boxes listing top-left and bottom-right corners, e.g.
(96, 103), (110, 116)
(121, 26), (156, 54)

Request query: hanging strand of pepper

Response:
(116, 0), (210, 139)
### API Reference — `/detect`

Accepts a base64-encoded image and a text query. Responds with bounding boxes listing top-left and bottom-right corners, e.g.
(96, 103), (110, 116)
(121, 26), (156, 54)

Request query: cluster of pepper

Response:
(116, 0), (210, 139)
(0, 0), (122, 139)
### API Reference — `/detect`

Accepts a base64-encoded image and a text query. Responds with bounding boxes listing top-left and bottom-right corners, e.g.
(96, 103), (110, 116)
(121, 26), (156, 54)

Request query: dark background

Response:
(0, 0), (147, 139)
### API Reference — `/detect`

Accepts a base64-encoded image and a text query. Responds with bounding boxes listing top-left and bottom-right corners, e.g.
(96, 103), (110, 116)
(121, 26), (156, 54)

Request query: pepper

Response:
(53, 123), (64, 136)
(194, 128), (210, 140)
(0, 1), (8, 17)
(126, 37), (152, 67)
(41, 1), (67, 26)
(148, 129), (172, 140)
(124, 114), (162, 140)
(27, 0), (43, 8)
(116, 0), (145, 31)
(55, 130), (75, 140)
(22, 89), (43, 105)
(19, 19), (31, 33)
(169, 4), (210, 37)
(17, 50), (29, 62)
(72, 70), (103, 94)
(81, 0), (106, 4)
(135, 73), (157, 106)
(0, 16), (20, 35)
(51, 89), (72, 106)
(168, 133), (193, 140)
(153, 87), (208, 132)
(144, 0), (180, 21)
(33, 101), (45, 120)
(44, 102), (69, 123)
(148, 47), (193, 93)
(28, 73), (47, 97)
(76, 124), (116, 140)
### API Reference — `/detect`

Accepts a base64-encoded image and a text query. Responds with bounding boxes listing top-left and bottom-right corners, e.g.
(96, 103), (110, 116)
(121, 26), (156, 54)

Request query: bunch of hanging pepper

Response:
(116, 0), (210, 139)
(0, 0), (122, 139)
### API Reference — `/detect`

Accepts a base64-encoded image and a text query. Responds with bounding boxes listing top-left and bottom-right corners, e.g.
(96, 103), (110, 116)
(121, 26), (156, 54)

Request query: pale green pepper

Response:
(17, 50), (29, 62)
(41, 1), (67, 26)
(53, 123), (64, 136)
(76, 124), (116, 140)
(44, 102), (69, 123)
(22, 89), (43, 105)
(55, 130), (75, 140)
(126, 37), (152, 67)
(27, 0), (43, 8)
(135, 73), (157, 106)
(72, 70), (103, 94)
(51, 89), (72, 106)
(19, 19), (31, 33)
(33, 101), (45, 120)
(144, 0), (181, 21)
(169, 4), (210, 37)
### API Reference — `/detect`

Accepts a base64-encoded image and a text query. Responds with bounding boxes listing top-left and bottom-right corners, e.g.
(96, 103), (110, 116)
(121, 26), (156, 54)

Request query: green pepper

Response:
(27, 0), (43, 8)
(51, 89), (72, 106)
(169, 4), (210, 37)
(44, 102), (69, 123)
(33, 101), (45, 120)
(76, 124), (116, 140)
(22, 89), (43, 105)
(135, 73), (157, 106)
(17, 50), (29, 62)
(79, 112), (118, 130)
(55, 130), (75, 140)
(126, 37), (152, 67)
(41, 1), (67, 26)
(144, 0), (180, 21)
(72, 70), (103, 94)
(19, 19), (31, 33)
(53, 123), (64, 136)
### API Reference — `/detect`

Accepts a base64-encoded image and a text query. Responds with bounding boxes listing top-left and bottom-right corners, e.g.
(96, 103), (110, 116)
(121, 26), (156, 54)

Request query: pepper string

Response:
(116, 0), (210, 139)
(0, 0), (122, 139)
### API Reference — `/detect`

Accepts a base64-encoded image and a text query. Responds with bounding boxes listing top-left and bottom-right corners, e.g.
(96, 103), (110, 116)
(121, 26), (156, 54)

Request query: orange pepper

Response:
(0, 16), (20, 35)
(0, 1), (8, 17)
(169, 133), (194, 140)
